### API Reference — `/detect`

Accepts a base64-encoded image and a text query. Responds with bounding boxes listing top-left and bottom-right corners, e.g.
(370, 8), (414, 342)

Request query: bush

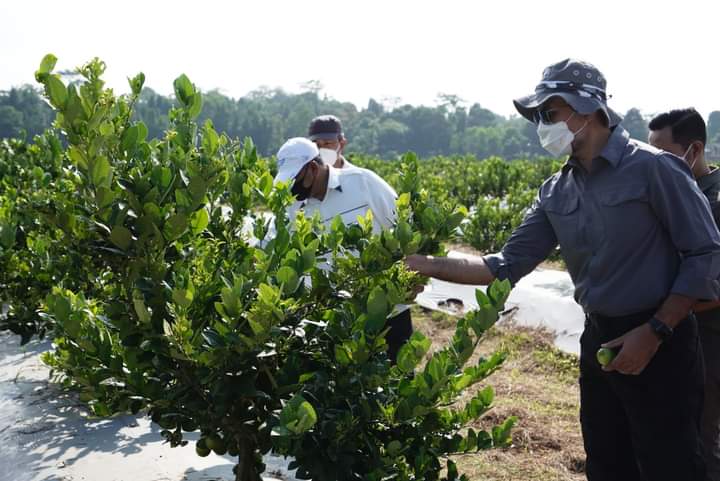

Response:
(9, 54), (519, 481)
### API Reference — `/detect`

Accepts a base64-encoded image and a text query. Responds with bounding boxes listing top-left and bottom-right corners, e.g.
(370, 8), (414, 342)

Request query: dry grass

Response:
(412, 306), (586, 481)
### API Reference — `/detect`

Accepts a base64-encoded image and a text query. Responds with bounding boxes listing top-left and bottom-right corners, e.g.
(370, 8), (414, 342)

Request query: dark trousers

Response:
(386, 308), (413, 364)
(580, 309), (705, 481)
(697, 310), (720, 481)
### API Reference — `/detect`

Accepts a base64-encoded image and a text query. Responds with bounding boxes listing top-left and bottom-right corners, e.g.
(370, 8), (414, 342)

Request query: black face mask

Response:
(291, 176), (312, 201)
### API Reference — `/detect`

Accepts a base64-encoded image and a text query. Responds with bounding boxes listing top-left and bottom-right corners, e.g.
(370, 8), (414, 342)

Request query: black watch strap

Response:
(648, 317), (673, 342)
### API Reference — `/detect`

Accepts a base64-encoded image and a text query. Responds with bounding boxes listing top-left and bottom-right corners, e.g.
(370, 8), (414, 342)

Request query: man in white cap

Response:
(274, 137), (412, 362)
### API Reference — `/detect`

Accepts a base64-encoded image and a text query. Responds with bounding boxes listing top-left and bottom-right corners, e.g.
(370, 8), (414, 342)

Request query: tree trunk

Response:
(235, 441), (262, 481)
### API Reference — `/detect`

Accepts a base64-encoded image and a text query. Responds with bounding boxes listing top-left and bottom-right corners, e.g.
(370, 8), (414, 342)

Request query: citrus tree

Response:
(17, 54), (516, 481)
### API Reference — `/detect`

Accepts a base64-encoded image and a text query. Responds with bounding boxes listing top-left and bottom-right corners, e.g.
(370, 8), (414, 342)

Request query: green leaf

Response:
(202, 119), (219, 155)
(49, 293), (72, 323)
(189, 209), (209, 235)
(99, 121), (115, 136)
(334, 345), (351, 365)
(163, 213), (188, 240)
(121, 123), (147, 152)
(110, 225), (132, 250)
(276, 266), (300, 296)
(396, 220), (413, 248)
(45, 75), (68, 110)
(68, 146), (88, 170)
(91, 402), (111, 417)
(128, 72), (145, 95)
(172, 284), (194, 308)
(188, 176), (207, 203)
(491, 416), (517, 447)
(366, 286), (388, 333)
(133, 297), (152, 323)
(396, 331), (431, 373)
(0, 223), (16, 249)
(90, 156), (112, 186)
(95, 186), (116, 209)
(188, 92), (203, 118)
(35, 54), (58, 81)
(475, 289), (492, 307)
(136, 122), (148, 144)
(487, 279), (511, 310)
(175, 189), (192, 209)
(173, 74), (194, 105)
(257, 283), (280, 306)
(279, 394), (317, 435)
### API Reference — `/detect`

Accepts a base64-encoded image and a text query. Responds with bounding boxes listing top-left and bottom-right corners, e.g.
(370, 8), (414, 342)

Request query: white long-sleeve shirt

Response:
(287, 165), (409, 315)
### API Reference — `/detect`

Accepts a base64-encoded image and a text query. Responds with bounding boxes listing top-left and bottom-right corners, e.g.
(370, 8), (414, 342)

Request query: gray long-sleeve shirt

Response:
(484, 126), (720, 317)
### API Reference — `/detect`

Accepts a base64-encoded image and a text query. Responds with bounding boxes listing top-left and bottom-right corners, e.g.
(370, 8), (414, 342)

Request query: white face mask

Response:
(319, 147), (340, 165)
(536, 112), (588, 157)
(682, 145), (697, 170)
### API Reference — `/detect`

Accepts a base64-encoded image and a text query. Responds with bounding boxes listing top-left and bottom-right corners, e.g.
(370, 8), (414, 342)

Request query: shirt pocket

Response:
(543, 193), (580, 249)
(597, 184), (649, 241)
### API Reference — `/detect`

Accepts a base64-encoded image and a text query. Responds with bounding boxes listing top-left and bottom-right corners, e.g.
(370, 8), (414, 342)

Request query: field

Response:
(0, 55), (581, 481)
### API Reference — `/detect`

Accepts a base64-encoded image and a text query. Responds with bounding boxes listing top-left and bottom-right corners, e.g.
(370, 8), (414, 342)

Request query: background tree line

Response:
(2, 83), (717, 159)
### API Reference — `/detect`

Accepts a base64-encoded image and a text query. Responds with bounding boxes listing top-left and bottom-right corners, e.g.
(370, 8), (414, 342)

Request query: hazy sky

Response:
(1, 0), (716, 118)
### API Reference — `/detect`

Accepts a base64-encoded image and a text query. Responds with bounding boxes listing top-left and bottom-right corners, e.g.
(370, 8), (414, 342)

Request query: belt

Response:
(585, 307), (658, 324)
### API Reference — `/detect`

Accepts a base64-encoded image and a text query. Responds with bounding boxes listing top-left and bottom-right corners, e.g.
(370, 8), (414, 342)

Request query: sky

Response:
(1, 0), (717, 118)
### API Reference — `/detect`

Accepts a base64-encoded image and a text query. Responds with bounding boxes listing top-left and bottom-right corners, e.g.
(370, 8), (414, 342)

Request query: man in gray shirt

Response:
(649, 108), (720, 481)
(406, 59), (720, 481)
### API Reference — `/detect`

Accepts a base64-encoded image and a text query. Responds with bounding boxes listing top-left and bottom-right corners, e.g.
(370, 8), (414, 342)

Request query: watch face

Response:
(650, 317), (672, 341)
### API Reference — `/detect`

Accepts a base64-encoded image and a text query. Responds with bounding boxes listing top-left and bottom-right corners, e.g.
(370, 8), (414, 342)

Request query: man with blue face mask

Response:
(649, 108), (720, 481)
(406, 59), (720, 481)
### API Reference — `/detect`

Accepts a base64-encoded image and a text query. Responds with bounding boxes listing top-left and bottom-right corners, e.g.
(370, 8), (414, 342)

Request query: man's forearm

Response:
(655, 294), (697, 329)
(693, 299), (720, 313)
(406, 254), (496, 285)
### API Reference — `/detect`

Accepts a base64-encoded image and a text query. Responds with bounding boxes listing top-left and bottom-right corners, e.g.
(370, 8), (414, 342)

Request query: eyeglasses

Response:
(533, 109), (561, 125)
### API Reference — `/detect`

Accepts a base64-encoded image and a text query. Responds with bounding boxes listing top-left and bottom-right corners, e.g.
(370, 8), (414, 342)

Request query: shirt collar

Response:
(564, 125), (630, 171)
(598, 126), (630, 167)
(326, 165), (343, 192)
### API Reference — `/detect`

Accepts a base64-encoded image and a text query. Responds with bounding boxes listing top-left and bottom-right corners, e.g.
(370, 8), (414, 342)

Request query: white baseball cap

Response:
(274, 137), (320, 185)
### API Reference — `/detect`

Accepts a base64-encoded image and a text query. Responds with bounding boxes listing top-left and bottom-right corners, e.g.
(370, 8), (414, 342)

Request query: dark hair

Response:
(648, 108), (706, 148)
(308, 115), (343, 141)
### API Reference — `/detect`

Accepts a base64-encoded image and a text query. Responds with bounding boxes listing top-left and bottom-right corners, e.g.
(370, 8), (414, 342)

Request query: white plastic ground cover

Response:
(0, 332), (299, 481)
(415, 251), (584, 355)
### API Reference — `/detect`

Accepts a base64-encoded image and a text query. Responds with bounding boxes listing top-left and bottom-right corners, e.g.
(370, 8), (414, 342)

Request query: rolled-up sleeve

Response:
(648, 153), (720, 301)
(483, 191), (558, 286)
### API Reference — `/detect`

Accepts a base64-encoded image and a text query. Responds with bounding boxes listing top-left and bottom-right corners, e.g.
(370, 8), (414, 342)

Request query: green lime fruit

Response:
(205, 434), (224, 451)
(157, 416), (177, 430)
(181, 419), (197, 432)
(596, 347), (617, 367)
(196, 442), (211, 457)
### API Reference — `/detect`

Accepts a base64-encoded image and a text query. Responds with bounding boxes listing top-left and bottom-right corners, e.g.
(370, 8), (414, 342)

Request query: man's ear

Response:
(692, 140), (705, 157)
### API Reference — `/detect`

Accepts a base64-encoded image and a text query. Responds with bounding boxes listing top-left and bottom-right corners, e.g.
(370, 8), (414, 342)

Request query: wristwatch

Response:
(648, 317), (673, 342)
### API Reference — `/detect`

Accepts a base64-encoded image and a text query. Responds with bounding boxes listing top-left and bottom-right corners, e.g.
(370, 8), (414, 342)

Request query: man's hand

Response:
(407, 283), (426, 301)
(404, 254), (431, 275)
(601, 323), (661, 375)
